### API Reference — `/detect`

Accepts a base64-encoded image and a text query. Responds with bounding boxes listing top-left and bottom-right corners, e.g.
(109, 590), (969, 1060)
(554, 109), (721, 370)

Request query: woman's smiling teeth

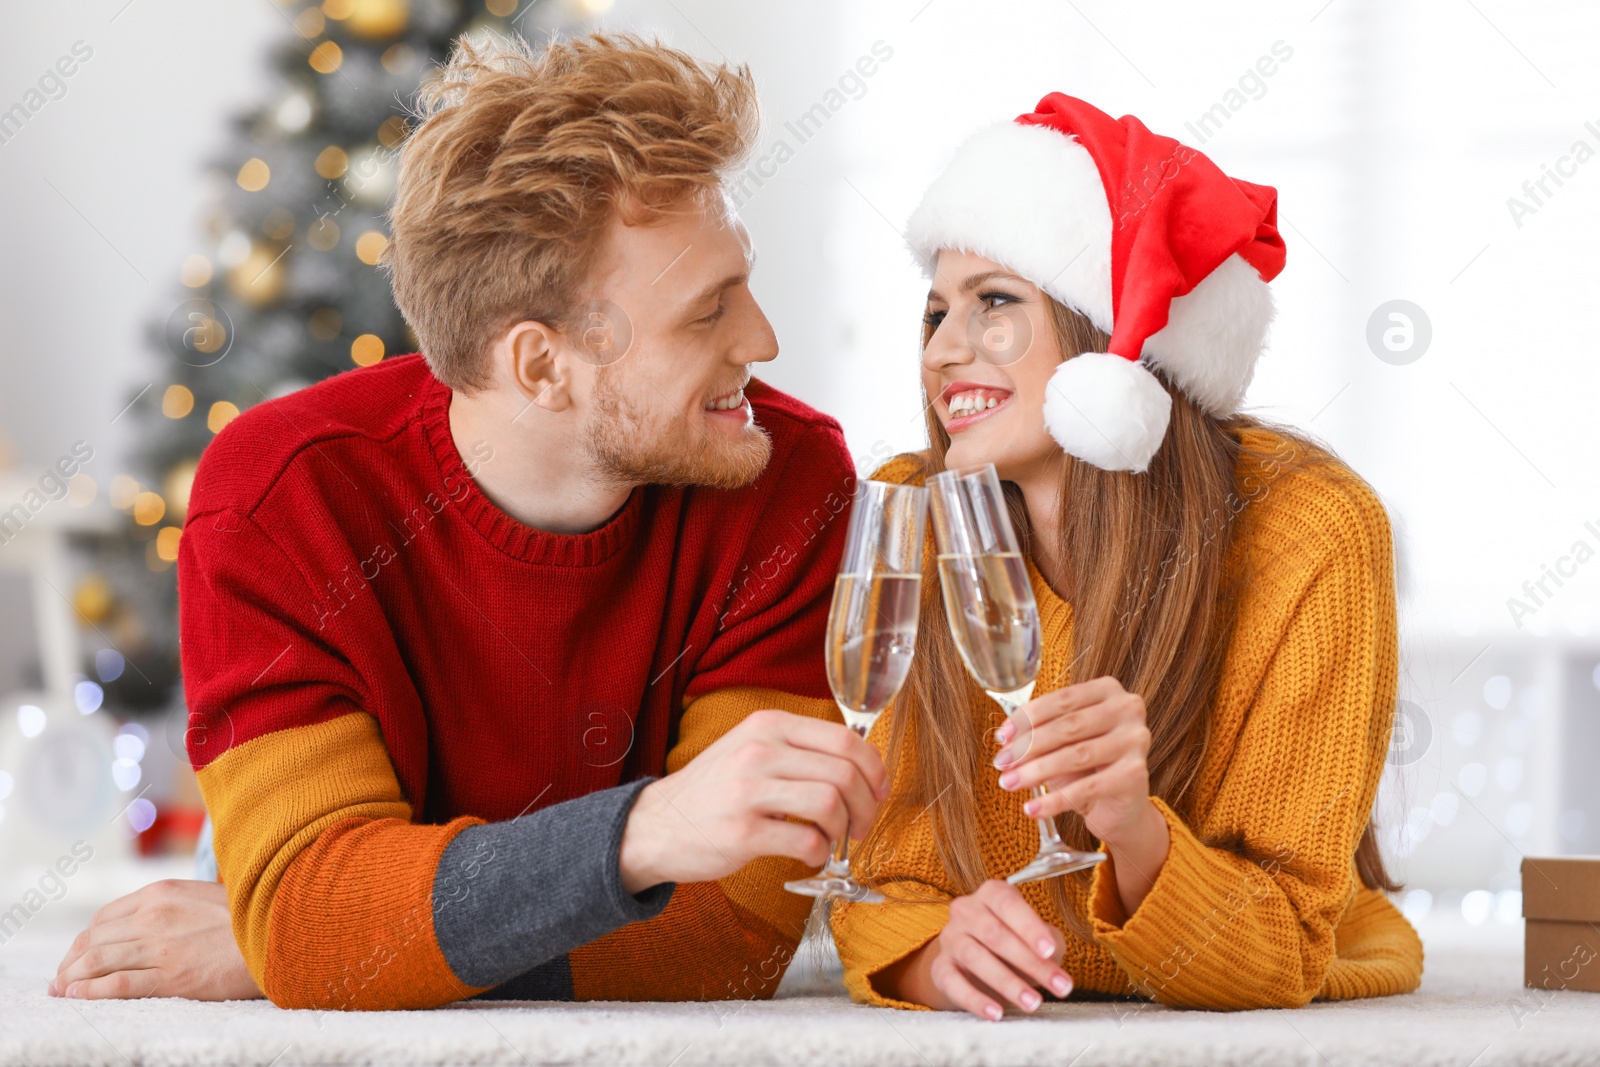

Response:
(947, 390), (1005, 419)
(705, 388), (745, 411)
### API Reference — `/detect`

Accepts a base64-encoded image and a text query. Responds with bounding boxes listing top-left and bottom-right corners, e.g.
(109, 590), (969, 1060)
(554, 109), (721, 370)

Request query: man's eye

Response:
(697, 305), (725, 326)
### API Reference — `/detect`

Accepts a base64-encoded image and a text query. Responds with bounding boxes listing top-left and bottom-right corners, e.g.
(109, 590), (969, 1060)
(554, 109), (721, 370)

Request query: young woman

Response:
(830, 94), (1424, 1018)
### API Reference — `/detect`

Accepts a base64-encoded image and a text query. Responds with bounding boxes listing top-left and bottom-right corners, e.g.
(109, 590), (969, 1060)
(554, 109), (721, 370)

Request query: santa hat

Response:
(906, 93), (1287, 473)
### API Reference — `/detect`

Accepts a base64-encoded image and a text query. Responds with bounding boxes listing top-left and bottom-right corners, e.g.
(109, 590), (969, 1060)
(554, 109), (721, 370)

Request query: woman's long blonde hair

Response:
(860, 297), (1401, 941)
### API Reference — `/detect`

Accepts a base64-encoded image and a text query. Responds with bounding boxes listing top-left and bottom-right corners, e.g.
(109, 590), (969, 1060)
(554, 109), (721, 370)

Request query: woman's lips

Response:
(942, 383), (1014, 434)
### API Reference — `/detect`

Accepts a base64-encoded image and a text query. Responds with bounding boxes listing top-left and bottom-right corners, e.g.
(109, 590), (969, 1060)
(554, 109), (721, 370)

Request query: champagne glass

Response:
(785, 479), (928, 904)
(927, 463), (1106, 885)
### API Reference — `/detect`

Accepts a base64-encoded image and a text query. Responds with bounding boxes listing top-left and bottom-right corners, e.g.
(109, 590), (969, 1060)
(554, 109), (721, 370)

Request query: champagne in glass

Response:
(928, 463), (1106, 886)
(785, 479), (928, 904)
(935, 551), (1038, 701)
(825, 571), (921, 734)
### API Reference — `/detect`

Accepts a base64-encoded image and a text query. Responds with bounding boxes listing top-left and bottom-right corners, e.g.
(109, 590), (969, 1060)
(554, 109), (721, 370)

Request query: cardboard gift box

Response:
(1521, 855), (1600, 993)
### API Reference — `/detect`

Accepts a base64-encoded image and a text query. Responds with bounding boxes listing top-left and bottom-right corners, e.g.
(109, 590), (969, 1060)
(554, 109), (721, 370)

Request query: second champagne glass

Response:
(928, 462), (1106, 885)
(784, 478), (928, 903)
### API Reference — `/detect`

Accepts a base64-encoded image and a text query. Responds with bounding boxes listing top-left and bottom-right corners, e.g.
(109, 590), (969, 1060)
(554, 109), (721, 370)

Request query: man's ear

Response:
(501, 320), (571, 413)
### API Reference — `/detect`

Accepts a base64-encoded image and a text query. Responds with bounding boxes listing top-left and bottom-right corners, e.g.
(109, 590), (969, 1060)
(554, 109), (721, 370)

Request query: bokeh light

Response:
(309, 40), (344, 74)
(351, 333), (384, 366)
(17, 705), (45, 739)
(74, 680), (104, 715)
(236, 157), (271, 192)
(162, 384), (195, 419)
(133, 491), (167, 526)
(95, 649), (126, 683)
(208, 401), (240, 433)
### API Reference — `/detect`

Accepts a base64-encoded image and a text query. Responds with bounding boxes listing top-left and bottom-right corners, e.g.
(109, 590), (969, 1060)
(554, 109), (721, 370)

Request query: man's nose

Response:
(736, 297), (779, 365)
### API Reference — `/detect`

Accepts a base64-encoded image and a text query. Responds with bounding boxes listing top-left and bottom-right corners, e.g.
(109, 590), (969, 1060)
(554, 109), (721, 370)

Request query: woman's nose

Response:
(922, 317), (975, 372)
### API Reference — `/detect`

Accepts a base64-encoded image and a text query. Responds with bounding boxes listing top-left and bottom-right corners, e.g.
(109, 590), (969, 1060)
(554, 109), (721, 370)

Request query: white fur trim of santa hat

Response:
(905, 121), (1276, 471)
(1042, 353), (1171, 473)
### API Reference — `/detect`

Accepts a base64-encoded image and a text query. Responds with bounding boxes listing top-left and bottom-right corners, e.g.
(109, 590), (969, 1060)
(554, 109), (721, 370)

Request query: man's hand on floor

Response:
(49, 878), (264, 1001)
(619, 709), (888, 892)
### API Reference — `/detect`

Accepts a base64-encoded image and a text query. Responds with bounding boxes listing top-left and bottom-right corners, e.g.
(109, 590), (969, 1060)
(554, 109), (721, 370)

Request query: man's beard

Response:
(586, 370), (773, 490)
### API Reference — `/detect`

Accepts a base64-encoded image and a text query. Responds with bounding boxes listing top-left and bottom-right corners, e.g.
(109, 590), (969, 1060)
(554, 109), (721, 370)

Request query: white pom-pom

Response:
(1042, 352), (1172, 473)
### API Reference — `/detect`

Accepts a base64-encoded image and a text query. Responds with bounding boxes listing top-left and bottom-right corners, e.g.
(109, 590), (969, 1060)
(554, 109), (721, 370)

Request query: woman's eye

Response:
(922, 309), (947, 329)
(979, 291), (1019, 309)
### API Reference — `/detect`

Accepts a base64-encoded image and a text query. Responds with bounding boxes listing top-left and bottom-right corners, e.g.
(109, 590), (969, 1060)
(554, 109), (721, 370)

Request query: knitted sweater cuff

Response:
(835, 884), (952, 1009)
(1086, 794), (1216, 996)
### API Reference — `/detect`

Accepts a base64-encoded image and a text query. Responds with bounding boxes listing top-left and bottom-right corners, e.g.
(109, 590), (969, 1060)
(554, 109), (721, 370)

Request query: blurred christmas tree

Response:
(78, 0), (608, 715)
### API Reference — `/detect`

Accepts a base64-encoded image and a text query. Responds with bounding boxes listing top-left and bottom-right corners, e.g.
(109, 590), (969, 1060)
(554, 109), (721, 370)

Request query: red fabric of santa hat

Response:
(906, 92), (1287, 473)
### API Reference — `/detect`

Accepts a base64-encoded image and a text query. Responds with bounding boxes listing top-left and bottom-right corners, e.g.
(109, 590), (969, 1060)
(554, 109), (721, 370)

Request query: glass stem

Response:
(821, 834), (854, 878)
(821, 714), (874, 879)
(1033, 786), (1065, 849)
(990, 685), (1062, 852)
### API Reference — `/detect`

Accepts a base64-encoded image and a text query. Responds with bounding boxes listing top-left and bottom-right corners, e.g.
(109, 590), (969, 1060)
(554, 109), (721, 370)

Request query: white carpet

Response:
(3, 910), (1598, 1066)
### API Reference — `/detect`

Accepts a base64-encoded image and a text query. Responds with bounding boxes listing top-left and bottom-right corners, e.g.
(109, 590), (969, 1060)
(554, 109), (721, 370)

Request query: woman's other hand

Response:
(880, 880), (1072, 1020)
(994, 676), (1153, 846)
(49, 879), (263, 1001)
(993, 677), (1172, 917)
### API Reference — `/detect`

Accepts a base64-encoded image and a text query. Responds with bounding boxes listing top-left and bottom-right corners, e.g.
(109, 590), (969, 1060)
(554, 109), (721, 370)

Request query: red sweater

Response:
(180, 355), (857, 1008)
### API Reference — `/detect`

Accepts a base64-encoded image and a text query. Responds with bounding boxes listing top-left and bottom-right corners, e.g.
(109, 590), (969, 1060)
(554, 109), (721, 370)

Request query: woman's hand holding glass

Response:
(991, 676), (1155, 849)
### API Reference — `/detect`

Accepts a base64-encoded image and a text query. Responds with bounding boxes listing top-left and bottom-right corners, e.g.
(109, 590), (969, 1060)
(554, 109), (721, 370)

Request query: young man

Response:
(50, 34), (882, 1010)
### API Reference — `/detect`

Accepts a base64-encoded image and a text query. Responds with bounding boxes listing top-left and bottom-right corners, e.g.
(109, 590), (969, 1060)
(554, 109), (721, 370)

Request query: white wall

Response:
(0, 0), (279, 689)
(0, 0), (279, 474)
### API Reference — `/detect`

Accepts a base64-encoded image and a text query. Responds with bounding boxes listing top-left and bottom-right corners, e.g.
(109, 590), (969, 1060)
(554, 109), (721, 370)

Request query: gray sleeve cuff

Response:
(432, 777), (675, 989)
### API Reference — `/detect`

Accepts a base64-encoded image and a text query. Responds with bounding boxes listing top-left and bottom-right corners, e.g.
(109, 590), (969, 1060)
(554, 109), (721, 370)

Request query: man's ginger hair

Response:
(384, 32), (760, 390)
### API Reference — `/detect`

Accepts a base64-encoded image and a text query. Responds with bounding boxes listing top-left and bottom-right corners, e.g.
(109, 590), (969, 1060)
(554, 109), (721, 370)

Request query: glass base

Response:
(1006, 845), (1107, 886)
(785, 855), (885, 902)
(784, 873), (886, 903)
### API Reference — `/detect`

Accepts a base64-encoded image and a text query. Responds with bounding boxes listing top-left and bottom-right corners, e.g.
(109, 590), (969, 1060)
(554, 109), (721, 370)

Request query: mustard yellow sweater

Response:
(832, 430), (1425, 1011)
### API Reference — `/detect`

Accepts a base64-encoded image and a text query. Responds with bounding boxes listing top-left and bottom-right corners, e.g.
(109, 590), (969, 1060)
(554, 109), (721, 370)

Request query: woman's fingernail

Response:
(996, 722), (1013, 743)
(1020, 990), (1041, 1011)
(1037, 939), (1054, 958)
(985, 1004), (1002, 1021)
(1023, 799), (1040, 816)
(992, 749), (1012, 769)
(999, 771), (1019, 790)
(1052, 975), (1072, 996)
(67, 984), (81, 998)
